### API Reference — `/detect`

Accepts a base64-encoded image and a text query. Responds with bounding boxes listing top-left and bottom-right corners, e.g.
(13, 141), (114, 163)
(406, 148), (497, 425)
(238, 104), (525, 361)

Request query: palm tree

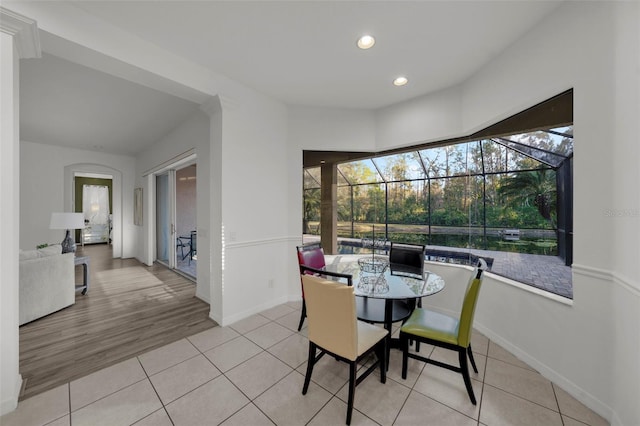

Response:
(303, 189), (320, 234)
(498, 168), (557, 229)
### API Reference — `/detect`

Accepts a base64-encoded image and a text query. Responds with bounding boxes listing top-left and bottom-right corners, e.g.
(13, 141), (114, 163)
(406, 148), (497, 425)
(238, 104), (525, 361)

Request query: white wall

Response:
(0, 30), (23, 416)
(20, 141), (136, 257)
(375, 85), (463, 149)
(202, 97), (222, 323)
(609, 3), (640, 424)
(288, 106), (376, 152)
(217, 91), (291, 325)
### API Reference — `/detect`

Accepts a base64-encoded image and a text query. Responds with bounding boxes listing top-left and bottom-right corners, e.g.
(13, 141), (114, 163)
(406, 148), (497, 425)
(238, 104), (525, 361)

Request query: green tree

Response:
(303, 188), (320, 233)
(498, 168), (557, 229)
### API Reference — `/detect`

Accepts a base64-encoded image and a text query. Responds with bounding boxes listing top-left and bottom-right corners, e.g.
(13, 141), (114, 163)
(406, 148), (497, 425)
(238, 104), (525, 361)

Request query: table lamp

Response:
(50, 212), (85, 253)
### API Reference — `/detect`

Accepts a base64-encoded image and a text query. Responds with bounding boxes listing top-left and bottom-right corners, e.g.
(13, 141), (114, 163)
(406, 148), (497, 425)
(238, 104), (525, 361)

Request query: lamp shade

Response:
(50, 212), (85, 230)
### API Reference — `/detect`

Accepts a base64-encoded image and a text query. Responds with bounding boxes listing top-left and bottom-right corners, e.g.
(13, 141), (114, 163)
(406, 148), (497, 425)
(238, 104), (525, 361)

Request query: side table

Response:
(74, 255), (89, 295)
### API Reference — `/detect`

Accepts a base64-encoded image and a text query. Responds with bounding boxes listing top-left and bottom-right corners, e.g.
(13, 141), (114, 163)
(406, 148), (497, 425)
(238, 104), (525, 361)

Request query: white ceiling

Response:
(18, 1), (563, 155)
(20, 53), (201, 155)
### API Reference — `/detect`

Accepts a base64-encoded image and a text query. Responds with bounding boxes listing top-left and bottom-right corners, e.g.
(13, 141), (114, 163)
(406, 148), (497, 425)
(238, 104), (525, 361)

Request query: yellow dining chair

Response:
(301, 273), (388, 425)
(399, 259), (487, 405)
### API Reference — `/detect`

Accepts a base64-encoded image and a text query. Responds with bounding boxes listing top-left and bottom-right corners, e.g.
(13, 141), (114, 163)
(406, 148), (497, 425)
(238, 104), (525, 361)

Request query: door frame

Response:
(150, 153), (197, 269)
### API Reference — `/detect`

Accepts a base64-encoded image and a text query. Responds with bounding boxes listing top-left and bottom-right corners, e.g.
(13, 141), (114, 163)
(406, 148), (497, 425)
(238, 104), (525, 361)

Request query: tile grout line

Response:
(135, 355), (175, 426)
(404, 343), (486, 423)
(196, 317), (285, 425)
(144, 329), (262, 425)
(215, 317), (308, 425)
(68, 382), (72, 426)
(477, 339), (491, 426)
(552, 383), (568, 426)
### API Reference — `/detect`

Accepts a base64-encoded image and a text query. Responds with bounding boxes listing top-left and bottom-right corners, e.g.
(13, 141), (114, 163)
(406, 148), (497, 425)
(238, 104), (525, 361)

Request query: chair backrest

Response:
(301, 274), (358, 360)
(457, 259), (487, 347)
(190, 231), (196, 251)
(299, 265), (353, 286)
(389, 242), (425, 274)
(297, 245), (326, 270)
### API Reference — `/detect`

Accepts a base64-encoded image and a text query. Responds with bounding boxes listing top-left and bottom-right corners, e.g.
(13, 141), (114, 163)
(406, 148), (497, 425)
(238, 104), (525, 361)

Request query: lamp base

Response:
(61, 229), (76, 254)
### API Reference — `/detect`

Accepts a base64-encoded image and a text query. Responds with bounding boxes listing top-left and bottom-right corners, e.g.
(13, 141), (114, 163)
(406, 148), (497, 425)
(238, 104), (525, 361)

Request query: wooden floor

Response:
(18, 244), (217, 401)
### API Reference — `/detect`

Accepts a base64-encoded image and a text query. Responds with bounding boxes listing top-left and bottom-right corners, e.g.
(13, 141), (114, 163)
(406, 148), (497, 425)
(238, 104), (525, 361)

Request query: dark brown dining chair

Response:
(389, 242), (425, 275)
(389, 242), (425, 308)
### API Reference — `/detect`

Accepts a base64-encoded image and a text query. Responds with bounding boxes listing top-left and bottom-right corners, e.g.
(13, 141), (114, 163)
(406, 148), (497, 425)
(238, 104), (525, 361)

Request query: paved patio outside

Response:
(303, 236), (573, 299)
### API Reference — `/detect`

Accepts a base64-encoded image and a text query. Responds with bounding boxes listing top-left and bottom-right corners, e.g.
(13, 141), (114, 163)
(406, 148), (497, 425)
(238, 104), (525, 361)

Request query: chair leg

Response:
(297, 300), (306, 331)
(302, 342), (316, 395)
(346, 361), (357, 425)
(374, 339), (387, 384)
(458, 348), (477, 405)
(467, 345), (478, 374)
(400, 333), (409, 380)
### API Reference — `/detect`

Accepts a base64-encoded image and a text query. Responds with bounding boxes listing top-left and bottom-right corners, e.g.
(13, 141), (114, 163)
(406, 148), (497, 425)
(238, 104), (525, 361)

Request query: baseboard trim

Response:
(221, 295), (289, 326)
(474, 323), (613, 424)
(0, 373), (22, 416)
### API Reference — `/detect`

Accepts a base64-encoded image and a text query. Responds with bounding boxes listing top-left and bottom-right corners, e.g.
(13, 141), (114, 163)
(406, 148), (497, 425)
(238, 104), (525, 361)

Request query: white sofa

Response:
(19, 245), (75, 325)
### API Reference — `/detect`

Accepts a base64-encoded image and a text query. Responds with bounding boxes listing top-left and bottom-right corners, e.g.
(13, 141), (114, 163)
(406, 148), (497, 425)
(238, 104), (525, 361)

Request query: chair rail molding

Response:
(225, 235), (295, 250)
(0, 7), (41, 59)
(572, 263), (613, 284)
(575, 262), (640, 297)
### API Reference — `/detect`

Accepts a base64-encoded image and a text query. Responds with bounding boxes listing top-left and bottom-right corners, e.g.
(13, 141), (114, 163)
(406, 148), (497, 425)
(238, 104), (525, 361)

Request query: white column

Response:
(0, 6), (40, 415)
(199, 96), (223, 323)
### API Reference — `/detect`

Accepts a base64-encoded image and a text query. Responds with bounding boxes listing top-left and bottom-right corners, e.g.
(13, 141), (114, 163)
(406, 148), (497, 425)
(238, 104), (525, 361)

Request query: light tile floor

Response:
(2, 301), (608, 426)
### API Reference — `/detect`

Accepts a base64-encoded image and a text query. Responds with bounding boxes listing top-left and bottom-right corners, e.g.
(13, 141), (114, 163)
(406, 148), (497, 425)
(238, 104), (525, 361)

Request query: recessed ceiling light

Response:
(393, 76), (408, 86)
(357, 35), (375, 49)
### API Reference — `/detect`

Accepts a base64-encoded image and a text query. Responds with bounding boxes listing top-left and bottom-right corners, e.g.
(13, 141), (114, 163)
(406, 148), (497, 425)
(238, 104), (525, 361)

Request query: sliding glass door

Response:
(155, 171), (175, 266)
(175, 165), (197, 277)
(155, 165), (197, 278)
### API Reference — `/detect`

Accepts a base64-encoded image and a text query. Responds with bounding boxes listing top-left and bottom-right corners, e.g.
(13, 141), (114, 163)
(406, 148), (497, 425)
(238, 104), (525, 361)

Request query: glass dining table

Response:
(325, 254), (445, 364)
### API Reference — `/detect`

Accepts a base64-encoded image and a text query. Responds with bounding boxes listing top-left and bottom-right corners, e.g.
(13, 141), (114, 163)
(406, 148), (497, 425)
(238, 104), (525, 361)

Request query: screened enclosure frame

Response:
(303, 126), (573, 267)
